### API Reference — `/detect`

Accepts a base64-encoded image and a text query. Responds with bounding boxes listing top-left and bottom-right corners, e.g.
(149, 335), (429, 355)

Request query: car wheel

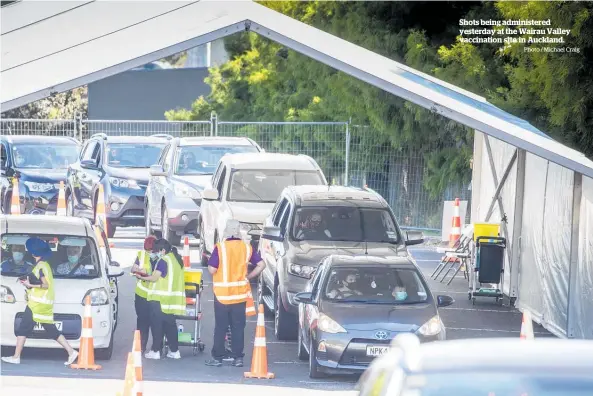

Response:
(308, 337), (324, 379)
(96, 331), (115, 360)
(274, 287), (298, 341)
(198, 223), (209, 267)
(162, 206), (181, 246)
(297, 326), (309, 360)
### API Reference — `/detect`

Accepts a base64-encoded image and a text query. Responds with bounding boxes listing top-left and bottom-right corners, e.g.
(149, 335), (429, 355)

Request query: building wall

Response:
(88, 68), (211, 120)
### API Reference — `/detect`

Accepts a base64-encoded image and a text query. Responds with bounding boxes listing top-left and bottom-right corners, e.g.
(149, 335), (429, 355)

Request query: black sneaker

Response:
(222, 349), (234, 362)
(205, 358), (223, 367)
(231, 357), (243, 367)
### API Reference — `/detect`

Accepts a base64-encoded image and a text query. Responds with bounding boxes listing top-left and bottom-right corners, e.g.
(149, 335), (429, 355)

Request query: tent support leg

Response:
(509, 149), (526, 303)
(566, 172), (582, 338)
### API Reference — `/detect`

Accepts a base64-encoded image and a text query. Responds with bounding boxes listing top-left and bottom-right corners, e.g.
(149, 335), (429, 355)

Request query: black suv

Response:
(1, 135), (80, 214)
(66, 134), (169, 237)
(258, 185), (424, 340)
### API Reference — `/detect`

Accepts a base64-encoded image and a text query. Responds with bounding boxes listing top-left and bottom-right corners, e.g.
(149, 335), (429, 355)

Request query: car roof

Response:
(178, 136), (258, 147)
(393, 337), (593, 373)
(285, 185), (386, 207)
(1, 214), (93, 237)
(329, 254), (415, 268)
(1, 135), (79, 145)
(221, 153), (319, 170)
(91, 135), (168, 144)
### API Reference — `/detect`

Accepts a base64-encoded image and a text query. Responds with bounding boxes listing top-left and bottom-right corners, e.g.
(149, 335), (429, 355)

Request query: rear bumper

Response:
(1, 303), (113, 349)
(165, 197), (200, 236)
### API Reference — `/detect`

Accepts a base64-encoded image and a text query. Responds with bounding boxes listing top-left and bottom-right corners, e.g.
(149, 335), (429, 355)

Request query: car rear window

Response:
(323, 266), (428, 304)
(401, 372), (593, 396)
(175, 145), (259, 175)
(1, 234), (101, 279)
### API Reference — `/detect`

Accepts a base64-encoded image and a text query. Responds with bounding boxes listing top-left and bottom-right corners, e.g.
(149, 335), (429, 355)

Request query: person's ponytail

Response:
(171, 246), (184, 268)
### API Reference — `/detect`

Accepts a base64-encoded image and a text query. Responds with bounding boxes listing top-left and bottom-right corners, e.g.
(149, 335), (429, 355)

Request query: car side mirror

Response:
(202, 188), (219, 201)
(107, 262), (124, 278)
(262, 225), (284, 242)
(149, 164), (167, 176)
(294, 292), (313, 304)
(437, 295), (454, 307)
(404, 230), (424, 246)
(80, 159), (97, 169)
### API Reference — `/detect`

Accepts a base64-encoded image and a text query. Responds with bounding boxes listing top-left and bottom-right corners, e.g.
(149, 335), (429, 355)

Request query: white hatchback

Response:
(0, 215), (124, 360)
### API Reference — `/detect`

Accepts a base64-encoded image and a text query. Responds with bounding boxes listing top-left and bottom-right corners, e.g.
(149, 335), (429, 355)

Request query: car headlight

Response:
(173, 182), (201, 199)
(0, 285), (16, 303)
(109, 177), (140, 190)
(317, 313), (347, 333)
(82, 288), (109, 306)
(23, 181), (54, 192)
(288, 263), (316, 279)
(417, 315), (442, 336)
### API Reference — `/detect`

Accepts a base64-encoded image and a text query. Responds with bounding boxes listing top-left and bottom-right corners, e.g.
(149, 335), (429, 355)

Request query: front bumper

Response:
(20, 190), (60, 215)
(107, 189), (146, 227)
(1, 302), (113, 349)
(312, 329), (443, 374)
(165, 196), (200, 236)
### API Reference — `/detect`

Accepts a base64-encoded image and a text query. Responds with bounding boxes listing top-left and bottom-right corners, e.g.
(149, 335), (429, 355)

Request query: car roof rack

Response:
(150, 133), (174, 140)
(90, 133), (108, 140)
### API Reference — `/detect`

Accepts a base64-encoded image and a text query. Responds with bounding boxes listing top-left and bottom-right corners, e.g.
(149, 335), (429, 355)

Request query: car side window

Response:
(216, 166), (227, 198)
(91, 141), (102, 165)
(82, 141), (97, 161)
(211, 162), (223, 186)
(279, 202), (292, 234)
(0, 143), (7, 168)
(310, 263), (326, 300)
(163, 145), (174, 172)
(272, 198), (289, 226)
(158, 144), (170, 166)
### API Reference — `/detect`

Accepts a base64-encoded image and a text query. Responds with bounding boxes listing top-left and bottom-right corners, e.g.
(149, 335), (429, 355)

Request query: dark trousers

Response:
(148, 300), (179, 353)
(15, 306), (61, 340)
(134, 294), (151, 352)
(211, 297), (246, 359)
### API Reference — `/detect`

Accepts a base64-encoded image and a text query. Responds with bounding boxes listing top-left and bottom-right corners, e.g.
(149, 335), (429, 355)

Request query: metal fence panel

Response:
(81, 120), (212, 140)
(0, 118), (77, 138)
(217, 121), (349, 185)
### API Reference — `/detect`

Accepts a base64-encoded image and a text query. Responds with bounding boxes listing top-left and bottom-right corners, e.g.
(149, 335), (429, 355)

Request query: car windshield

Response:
(323, 266), (428, 304)
(1, 234), (101, 279)
(228, 170), (325, 203)
(175, 145), (259, 175)
(292, 206), (401, 244)
(106, 143), (165, 168)
(402, 372), (593, 396)
(12, 144), (79, 169)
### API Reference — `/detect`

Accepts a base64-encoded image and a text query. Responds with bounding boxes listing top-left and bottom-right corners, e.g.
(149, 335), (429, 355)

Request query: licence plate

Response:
(366, 346), (389, 356)
(34, 321), (63, 332)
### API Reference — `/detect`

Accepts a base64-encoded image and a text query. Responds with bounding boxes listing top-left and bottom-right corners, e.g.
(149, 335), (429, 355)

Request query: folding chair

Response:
(431, 225), (473, 283)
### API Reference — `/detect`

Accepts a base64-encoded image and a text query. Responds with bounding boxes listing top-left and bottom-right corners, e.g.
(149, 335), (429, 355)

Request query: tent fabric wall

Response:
(573, 176), (593, 339)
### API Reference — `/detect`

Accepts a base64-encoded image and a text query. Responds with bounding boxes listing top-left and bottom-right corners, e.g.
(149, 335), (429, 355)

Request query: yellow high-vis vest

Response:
(212, 240), (251, 305)
(146, 253), (185, 316)
(135, 250), (153, 299)
(28, 260), (55, 324)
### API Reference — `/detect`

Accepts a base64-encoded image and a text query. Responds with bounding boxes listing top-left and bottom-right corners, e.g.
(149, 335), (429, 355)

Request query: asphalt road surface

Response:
(1, 227), (552, 391)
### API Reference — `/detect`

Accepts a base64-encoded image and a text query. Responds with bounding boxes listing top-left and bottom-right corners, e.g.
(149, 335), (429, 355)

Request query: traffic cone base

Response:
(244, 304), (274, 379)
(71, 296), (102, 370)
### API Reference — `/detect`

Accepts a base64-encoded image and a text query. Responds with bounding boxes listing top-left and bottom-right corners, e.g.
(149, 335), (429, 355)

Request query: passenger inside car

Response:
(326, 270), (363, 299)
(55, 245), (90, 276)
(0, 243), (34, 275)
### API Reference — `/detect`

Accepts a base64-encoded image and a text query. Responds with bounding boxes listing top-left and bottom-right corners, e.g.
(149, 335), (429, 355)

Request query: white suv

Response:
(197, 153), (328, 266)
(0, 215), (124, 360)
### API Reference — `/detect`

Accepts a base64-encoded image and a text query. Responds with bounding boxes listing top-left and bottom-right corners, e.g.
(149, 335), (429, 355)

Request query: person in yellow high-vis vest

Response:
(204, 219), (265, 368)
(130, 235), (158, 353)
(135, 238), (185, 360)
(1, 237), (78, 365)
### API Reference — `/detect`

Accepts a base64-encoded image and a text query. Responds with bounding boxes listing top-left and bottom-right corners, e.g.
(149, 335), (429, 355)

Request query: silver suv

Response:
(145, 136), (262, 244)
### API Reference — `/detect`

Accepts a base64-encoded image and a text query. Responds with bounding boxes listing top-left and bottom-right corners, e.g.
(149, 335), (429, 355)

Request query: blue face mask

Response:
(395, 291), (408, 301)
(68, 255), (79, 265)
(12, 252), (24, 262)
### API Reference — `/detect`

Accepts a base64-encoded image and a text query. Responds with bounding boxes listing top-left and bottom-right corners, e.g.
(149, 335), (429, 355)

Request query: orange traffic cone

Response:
(449, 198), (461, 248)
(95, 184), (108, 234)
(183, 236), (190, 268)
(121, 352), (135, 396)
(10, 178), (21, 215)
(519, 310), (534, 340)
(132, 330), (144, 396)
(244, 303), (274, 379)
(71, 296), (102, 370)
(245, 290), (256, 317)
(56, 181), (67, 216)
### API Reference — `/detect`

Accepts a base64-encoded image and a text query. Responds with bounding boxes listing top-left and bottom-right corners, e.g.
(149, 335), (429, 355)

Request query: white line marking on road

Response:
(441, 307), (518, 313)
(446, 327), (548, 335)
(273, 361), (307, 364)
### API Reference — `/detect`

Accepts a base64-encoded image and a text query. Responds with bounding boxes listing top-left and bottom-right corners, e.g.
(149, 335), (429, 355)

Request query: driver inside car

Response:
(327, 270), (363, 299)
(296, 212), (332, 239)
(56, 246), (89, 276)
(392, 285), (408, 301)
